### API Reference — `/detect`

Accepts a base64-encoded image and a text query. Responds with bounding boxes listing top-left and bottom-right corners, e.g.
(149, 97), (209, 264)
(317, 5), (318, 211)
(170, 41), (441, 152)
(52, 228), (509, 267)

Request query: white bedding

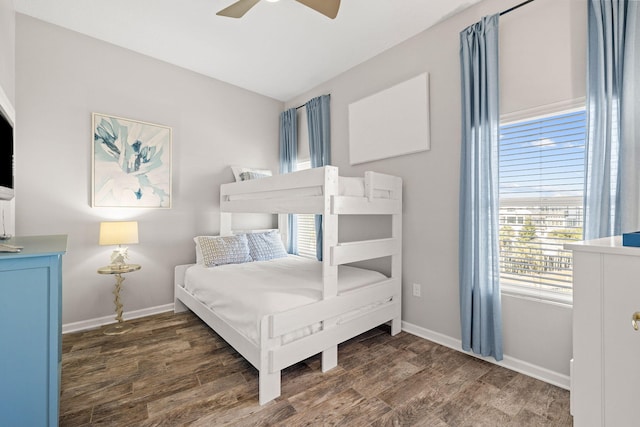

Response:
(182, 256), (387, 345)
(227, 176), (391, 201)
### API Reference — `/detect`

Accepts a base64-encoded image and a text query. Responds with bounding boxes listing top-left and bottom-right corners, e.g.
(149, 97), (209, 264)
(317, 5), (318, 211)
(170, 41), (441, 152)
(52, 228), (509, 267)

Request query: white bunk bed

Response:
(174, 165), (402, 405)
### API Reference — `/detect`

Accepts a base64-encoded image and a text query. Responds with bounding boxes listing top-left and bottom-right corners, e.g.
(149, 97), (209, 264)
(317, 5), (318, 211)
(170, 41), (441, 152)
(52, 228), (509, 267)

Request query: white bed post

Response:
(220, 212), (232, 236)
(220, 187), (233, 236)
(259, 316), (280, 405)
(390, 177), (403, 336)
(321, 166), (339, 371)
(278, 213), (289, 247)
(174, 264), (192, 313)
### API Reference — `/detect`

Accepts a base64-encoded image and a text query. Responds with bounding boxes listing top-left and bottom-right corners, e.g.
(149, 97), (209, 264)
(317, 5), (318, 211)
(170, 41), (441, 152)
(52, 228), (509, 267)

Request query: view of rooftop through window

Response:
(499, 109), (586, 296)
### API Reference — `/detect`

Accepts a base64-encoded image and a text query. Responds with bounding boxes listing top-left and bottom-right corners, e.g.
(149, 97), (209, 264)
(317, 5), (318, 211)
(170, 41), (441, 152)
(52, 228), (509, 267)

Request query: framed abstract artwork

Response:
(348, 72), (430, 165)
(92, 113), (172, 208)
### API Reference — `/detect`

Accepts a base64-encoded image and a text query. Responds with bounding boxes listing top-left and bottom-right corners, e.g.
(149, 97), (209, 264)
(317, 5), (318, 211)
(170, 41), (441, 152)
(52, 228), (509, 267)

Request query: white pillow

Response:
(230, 166), (272, 182)
(246, 230), (288, 261)
(195, 235), (252, 267)
(194, 236), (207, 264)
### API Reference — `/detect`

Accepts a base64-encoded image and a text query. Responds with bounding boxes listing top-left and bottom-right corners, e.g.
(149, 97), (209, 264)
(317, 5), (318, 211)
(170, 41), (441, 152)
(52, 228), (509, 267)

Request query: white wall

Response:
(15, 15), (282, 325)
(286, 0), (585, 382)
(500, 0), (586, 114)
(0, 0), (14, 105)
(0, 0), (15, 236)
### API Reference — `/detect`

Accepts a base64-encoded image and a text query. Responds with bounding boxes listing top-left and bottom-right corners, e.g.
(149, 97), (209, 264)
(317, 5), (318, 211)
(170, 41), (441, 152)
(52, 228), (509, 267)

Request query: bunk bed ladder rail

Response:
(330, 170), (403, 334)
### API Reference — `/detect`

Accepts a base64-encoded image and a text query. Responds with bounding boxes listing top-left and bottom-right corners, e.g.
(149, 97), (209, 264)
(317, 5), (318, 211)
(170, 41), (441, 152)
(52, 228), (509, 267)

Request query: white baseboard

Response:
(401, 321), (570, 390)
(62, 303), (175, 334)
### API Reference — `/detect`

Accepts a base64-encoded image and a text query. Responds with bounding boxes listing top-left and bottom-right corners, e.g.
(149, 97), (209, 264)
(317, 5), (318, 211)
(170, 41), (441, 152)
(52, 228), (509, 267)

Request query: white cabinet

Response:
(567, 236), (640, 427)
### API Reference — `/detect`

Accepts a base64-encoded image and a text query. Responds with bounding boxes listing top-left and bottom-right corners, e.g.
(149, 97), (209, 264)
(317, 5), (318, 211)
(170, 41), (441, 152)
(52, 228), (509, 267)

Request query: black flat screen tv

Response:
(0, 108), (14, 200)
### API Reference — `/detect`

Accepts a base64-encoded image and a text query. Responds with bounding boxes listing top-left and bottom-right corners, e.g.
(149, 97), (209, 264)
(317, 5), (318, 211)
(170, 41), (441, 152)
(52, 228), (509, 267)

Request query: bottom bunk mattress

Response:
(181, 255), (388, 346)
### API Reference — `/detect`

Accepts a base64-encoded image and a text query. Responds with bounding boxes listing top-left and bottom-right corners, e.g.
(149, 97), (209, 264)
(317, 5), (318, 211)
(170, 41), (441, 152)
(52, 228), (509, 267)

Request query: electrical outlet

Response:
(412, 283), (421, 297)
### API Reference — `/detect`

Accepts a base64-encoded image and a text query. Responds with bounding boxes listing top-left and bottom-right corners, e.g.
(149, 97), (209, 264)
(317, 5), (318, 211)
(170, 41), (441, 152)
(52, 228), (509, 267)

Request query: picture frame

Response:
(92, 113), (172, 208)
(348, 72), (430, 165)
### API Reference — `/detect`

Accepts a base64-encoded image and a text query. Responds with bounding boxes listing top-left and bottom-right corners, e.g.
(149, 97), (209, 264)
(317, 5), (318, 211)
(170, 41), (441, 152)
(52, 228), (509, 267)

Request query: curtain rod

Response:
(500, 0), (534, 16)
(294, 94), (331, 110)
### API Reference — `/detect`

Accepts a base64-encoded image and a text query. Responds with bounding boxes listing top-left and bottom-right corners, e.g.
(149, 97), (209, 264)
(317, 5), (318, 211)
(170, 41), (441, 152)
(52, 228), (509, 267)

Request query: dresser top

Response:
(565, 235), (640, 256)
(0, 235), (68, 259)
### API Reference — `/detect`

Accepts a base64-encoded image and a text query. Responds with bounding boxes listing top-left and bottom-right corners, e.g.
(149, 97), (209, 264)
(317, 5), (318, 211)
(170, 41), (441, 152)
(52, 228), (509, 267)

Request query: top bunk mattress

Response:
(227, 176), (391, 201)
(182, 255), (387, 345)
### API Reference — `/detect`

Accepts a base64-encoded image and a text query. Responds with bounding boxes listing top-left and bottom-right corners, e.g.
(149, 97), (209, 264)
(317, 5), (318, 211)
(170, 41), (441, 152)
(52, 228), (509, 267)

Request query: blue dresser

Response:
(0, 235), (67, 426)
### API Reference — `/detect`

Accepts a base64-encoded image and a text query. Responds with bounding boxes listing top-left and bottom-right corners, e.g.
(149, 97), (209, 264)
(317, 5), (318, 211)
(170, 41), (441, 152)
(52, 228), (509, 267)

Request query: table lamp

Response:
(99, 221), (139, 268)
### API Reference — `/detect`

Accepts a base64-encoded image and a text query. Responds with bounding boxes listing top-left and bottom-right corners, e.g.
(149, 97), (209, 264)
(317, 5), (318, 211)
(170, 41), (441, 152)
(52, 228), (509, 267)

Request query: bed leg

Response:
(174, 298), (189, 313)
(391, 317), (401, 336)
(321, 345), (338, 372)
(259, 370), (281, 405)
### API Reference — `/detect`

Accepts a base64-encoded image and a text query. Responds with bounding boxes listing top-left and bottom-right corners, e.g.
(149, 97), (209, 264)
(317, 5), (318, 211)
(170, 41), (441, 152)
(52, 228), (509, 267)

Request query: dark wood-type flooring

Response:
(60, 312), (572, 426)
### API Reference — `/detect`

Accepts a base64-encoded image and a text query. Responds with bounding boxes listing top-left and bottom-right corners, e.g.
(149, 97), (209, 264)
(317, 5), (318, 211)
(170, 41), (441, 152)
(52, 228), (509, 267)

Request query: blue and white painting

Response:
(92, 113), (172, 208)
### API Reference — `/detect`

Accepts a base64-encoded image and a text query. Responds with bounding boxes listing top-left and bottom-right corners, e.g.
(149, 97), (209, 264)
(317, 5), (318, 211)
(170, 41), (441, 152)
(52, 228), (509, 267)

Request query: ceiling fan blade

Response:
(216, 0), (261, 18)
(295, 0), (340, 19)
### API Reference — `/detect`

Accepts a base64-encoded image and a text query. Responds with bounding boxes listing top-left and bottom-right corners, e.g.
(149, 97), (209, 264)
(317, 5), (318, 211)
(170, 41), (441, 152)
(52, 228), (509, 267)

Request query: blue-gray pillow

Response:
(246, 231), (288, 261)
(197, 234), (252, 267)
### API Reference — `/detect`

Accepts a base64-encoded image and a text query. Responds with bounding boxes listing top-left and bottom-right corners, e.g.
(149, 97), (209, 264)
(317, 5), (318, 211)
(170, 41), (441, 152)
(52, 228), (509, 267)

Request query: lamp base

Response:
(104, 322), (134, 335)
(110, 247), (129, 267)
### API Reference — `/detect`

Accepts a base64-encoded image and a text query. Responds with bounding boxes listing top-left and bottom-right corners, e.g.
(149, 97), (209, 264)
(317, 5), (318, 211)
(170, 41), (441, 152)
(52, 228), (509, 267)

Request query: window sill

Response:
(501, 284), (573, 307)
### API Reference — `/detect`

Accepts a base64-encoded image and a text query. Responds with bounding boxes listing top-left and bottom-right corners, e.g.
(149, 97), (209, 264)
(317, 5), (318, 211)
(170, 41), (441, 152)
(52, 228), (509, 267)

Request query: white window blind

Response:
(296, 160), (317, 259)
(499, 109), (586, 299)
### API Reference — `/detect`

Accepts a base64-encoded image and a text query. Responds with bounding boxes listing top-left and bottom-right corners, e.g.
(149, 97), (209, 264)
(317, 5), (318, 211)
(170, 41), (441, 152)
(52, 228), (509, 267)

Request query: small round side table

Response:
(97, 264), (141, 335)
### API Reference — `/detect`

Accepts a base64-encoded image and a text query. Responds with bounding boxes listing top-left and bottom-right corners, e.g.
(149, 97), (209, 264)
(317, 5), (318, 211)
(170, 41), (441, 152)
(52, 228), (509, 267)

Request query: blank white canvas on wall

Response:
(348, 72), (430, 165)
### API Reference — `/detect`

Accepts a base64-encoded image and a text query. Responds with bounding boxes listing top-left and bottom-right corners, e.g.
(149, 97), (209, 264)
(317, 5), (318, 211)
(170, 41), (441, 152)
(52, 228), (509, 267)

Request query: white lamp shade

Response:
(99, 221), (139, 246)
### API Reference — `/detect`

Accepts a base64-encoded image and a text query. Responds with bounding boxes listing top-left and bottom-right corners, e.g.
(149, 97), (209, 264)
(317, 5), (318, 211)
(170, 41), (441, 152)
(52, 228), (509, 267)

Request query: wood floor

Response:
(60, 312), (572, 426)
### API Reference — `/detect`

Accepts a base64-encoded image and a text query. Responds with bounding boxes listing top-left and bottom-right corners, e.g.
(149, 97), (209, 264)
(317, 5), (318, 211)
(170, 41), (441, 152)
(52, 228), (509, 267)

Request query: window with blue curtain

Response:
(279, 108), (298, 254)
(499, 107), (586, 303)
(306, 95), (331, 261)
(295, 160), (317, 259)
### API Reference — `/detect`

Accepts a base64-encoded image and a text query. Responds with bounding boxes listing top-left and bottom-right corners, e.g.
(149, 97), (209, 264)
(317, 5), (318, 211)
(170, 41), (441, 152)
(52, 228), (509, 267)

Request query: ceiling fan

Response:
(217, 0), (341, 19)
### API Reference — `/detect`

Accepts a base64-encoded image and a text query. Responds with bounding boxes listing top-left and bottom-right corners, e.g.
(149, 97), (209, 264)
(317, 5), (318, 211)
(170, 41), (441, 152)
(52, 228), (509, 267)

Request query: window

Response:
(295, 160), (317, 259)
(498, 108), (586, 302)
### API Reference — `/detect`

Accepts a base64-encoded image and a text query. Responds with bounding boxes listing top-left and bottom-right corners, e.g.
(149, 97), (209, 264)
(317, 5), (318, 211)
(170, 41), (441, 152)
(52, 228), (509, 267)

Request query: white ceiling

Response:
(14, 0), (482, 101)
